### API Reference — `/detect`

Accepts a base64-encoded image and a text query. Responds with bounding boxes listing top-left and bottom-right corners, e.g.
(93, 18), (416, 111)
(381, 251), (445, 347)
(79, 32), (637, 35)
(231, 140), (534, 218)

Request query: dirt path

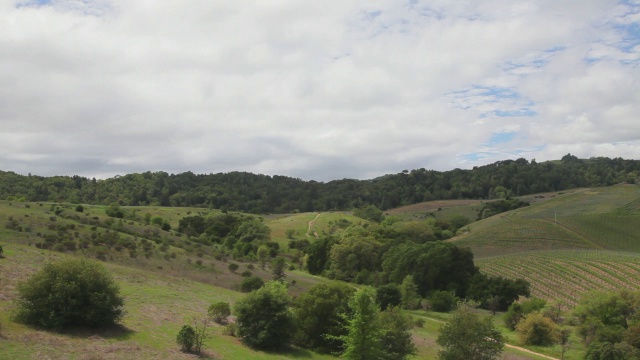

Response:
(416, 315), (559, 360)
(306, 213), (321, 239)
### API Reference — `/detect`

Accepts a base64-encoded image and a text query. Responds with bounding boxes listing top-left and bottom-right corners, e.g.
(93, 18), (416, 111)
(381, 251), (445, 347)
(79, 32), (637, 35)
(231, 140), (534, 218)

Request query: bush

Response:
(240, 276), (265, 293)
(228, 263), (239, 273)
(208, 301), (231, 324)
(516, 312), (557, 346)
(430, 290), (458, 312)
(177, 325), (196, 352)
(15, 259), (124, 328)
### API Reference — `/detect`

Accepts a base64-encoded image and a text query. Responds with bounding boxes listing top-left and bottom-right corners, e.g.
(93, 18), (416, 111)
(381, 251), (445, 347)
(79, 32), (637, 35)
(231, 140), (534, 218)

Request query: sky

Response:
(1, 0), (639, 182)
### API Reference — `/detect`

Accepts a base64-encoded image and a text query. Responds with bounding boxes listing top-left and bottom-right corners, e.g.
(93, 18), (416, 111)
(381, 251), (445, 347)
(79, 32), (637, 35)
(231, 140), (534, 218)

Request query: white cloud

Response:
(0, 0), (638, 181)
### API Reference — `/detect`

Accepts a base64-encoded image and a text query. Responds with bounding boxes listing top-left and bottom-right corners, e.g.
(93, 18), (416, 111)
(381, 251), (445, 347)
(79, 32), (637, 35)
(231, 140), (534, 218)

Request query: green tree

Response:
(235, 281), (294, 350)
(0, 244), (4, 258)
(376, 284), (402, 310)
(379, 307), (417, 360)
(15, 259), (124, 328)
(271, 256), (286, 281)
(257, 245), (270, 269)
(340, 287), (384, 360)
(293, 282), (355, 353)
(399, 275), (419, 310)
(240, 276), (265, 292)
(208, 301), (231, 324)
(429, 290), (457, 312)
(437, 301), (504, 360)
(515, 312), (557, 346)
(585, 342), (626, 360)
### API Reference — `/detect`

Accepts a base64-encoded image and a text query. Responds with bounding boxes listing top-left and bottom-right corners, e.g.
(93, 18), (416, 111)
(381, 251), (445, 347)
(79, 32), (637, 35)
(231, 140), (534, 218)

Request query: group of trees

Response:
(233, 282), (416, 359)
(1, 155), (638, 213)
(302, 219), (530, 313)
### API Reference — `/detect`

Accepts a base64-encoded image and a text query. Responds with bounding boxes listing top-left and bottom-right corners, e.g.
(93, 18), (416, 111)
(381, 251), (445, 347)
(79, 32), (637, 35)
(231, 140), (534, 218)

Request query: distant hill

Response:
(1, 154), (638, 214)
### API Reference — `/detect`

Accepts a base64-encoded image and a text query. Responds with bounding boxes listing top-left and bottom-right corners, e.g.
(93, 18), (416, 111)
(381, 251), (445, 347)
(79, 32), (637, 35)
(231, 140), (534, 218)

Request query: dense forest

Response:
(1, 154), (638, 213)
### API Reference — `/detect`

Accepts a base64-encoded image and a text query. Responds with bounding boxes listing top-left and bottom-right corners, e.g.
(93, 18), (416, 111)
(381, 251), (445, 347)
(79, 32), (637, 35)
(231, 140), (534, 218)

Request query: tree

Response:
(293, 282), (355, 353)
(437, 301), (504, 360)
(208, 301), (231, 324)
(516, 312), (557, 346)
(399, 275), (419, 310)
(585, 342), (626, 360)
(340, 287), (384, 360)
(235, 281), (294, 350)
(240, 275), (265, 292)
(228, 263), (239, 273)
(176, 317), (211, 355)
(379, 307), (417, 360)
(376, 284), (402, 310)
(15, 259), (124, 328)
(429, 290), (457, 312)
(257, 245), (270, 269)
(271, 256), (286, 281)
(0, 244), (4, 258)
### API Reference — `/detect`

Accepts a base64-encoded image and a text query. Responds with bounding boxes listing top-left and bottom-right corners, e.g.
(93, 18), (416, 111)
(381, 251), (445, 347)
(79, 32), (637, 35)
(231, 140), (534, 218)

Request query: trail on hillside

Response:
(306, 213), (321, 239)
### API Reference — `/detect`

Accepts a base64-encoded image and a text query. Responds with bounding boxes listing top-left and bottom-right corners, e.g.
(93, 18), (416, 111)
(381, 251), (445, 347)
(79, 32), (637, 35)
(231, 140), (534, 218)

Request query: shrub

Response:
(430, 290), (458, 312)
(228, 263), (239, 273)
(516, 312), (557, 346)
(240, 276), (265, 293)
(208, 301), (231, 324)
(15, 259), (124, 328)
(177, 325), (196, 352)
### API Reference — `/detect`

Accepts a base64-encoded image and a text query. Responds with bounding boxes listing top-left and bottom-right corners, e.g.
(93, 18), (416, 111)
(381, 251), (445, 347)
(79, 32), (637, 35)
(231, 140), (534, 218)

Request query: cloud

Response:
(0, 0), (638, 181)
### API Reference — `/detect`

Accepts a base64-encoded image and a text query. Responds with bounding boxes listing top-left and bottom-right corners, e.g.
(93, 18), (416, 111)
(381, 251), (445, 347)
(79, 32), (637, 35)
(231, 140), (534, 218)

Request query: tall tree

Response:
(340, 287), (384, 360)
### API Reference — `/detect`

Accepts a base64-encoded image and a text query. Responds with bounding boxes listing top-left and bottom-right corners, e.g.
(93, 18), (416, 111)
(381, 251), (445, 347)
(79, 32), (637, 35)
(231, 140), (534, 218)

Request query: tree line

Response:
(1, 155), (638, 213)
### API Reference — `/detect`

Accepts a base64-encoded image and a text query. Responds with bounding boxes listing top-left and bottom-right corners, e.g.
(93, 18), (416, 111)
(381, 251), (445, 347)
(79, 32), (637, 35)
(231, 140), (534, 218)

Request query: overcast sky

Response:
(1, 0), (639, 181)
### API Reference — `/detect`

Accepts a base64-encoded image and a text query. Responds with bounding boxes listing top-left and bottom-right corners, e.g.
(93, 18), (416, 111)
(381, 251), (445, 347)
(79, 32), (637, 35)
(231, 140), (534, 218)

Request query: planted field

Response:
(477, 250), (640, 306)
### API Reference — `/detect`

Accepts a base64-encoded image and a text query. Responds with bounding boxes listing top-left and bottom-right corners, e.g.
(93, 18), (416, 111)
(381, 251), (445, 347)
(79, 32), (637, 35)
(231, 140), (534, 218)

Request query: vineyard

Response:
(451, 184), (640, 303)
(477, 250), (640, 306)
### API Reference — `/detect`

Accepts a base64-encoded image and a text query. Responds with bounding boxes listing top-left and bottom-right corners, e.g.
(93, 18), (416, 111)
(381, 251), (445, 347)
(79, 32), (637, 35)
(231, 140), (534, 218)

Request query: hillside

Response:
(449, 184), (640, 305)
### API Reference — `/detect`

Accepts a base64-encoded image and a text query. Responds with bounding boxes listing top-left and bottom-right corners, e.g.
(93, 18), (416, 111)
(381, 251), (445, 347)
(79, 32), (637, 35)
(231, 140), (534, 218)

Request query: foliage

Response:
(353, 205), (385, 223)
(292, 282), (355, 353)
(585, 342), (626, 360)
(240, 275), (265, 293)
(2, 156), (638, 213)
(378, 307), (417, 360)
(339, 287), (384, 360)
(228, 263), (239, 273)
(429, 291), (458, 312)
(176, 317), (211, 354)
(515, 312), (558, 346)
(271, 256), (286, 281)
(382, 241), (478, 298)
(376, 283), (402, 310)
(234, 281), (294, 350)
(105, 202), (124, 218)
(208, 301), (231, 324)
(477, 199), (529, 220)
(437, 301), (504, 360)
(574, 290), (640, 345)
(0, 244), (3, 258)
(467, 273), (530, 312)
(176, 325), (196, 352)
(504, 298), (547, 330)
(15, 259), (124, 328)
(399, 275), (419, 310)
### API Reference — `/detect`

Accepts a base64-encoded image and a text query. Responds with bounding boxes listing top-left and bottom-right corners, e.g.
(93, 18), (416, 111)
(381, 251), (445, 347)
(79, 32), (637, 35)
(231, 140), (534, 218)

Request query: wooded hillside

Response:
(1, 154), (638, 213)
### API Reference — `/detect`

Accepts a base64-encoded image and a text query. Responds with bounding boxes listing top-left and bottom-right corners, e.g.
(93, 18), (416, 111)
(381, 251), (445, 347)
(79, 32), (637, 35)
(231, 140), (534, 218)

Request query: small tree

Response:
(228, 263), (239, 273)
(0, 244), (4, 258)
(437, 301), (504, 360)
(430, 290), (458, 312)
(15, 259), (124, 328)
(376, 283), (402, 310)
(208, 301), (231, 324)
(176, 318), (211, 354)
